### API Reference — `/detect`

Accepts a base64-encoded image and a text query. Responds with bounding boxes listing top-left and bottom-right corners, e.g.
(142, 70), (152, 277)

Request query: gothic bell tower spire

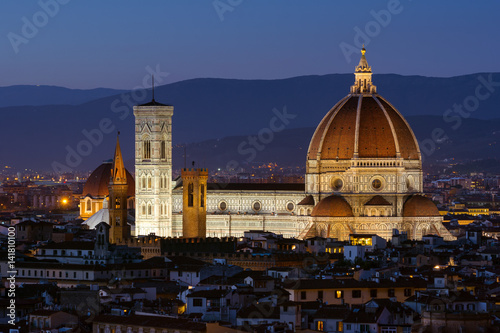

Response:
(108, 132), (131, 243)
(111, 133), (127, 185)
(350, 46), (377, 94)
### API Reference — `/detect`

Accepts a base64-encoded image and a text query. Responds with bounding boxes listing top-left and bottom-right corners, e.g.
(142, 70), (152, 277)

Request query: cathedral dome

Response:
(307, 94), (419, 160)
(307, 48), (420, 162)
(311, 195), (354, 217)
(403, 195), (440, 217)
(83, 161), (135, 198)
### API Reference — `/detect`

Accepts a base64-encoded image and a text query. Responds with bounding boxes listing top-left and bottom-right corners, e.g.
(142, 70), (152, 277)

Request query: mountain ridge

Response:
(1, 73), (499, 172)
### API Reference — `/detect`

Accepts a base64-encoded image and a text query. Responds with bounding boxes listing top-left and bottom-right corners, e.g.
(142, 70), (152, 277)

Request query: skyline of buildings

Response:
(1, 4), (500, 330)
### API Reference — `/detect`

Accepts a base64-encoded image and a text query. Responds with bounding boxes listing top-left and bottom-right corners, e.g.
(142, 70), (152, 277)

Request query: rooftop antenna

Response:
(152, 75), (155, 102)
(184, 145), (187, 169)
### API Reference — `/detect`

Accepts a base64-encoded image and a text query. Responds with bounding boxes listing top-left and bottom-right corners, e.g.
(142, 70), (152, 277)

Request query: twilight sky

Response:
(1, 0), (498, 89)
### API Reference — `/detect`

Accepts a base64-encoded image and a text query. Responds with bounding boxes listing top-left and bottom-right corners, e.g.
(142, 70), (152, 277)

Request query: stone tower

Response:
(95, 221), (110, 258)
(181, 168), (208, 238)
(133, 95), (173, 237)
(108, 135), (131, 243)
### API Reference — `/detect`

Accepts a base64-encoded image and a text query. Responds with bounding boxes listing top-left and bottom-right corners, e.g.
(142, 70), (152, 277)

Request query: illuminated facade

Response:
(127, 47), (455, 241)
(133, 99), (174, 237)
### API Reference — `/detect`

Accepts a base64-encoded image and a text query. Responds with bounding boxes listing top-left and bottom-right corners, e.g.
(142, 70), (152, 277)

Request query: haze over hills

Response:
(0, 85), (126, 107)
(0, 73), (499, 172)
(172, 116), (500, 173)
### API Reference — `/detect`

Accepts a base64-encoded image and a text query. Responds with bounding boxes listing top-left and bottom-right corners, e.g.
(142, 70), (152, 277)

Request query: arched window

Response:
(86, 199), (92, 211)
(141, 176), (146, 189)
(148, 204), (152, 215)
(200, 184), (205, 208)
(188, 183), (194, 207)
(141, 204), (146, 216)
(148, 176), (152, 189)
(161, 140), (166, 159)
(143, 140), (151, 159)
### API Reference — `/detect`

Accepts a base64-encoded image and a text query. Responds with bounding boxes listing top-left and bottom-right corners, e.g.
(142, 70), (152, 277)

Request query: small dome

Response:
(311, 195), (354, 217)
(403, 195), (440, 217)
(83, 161), (135, 197)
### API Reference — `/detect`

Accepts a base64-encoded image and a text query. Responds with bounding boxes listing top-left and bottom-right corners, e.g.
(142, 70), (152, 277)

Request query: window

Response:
(200, 184), (205, 207)
(370, 289), (377, 298)
(253, 201), (261, 212)
(381, 328), (397, 333)
(188, 183), (194, 207)
(143, 140), (151, 159)
(352, 290), (361, 298)
(300, 291), (306, 300)
(193, 299), (202, 307)
(372, 178), (382, 191)
(316, 321), (324, 331)
(335, 290), (343, 299)
(148, 204), (152, 215)
(161, 140), (166, 159)
(337, 321), (343, 332)
(388, 289), (395, 297)
(404, 288), (412, 297)
(148, 177), (152, 189)
(318, 290), (323, 300)
(86, 200), (92, 211)
(360, 324), (369, 332)
(346, 324), (351, 330)
(332, 178), (343, 191)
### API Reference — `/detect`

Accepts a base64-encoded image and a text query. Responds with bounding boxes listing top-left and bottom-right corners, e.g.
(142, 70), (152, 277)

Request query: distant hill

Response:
(171, 116), (500, 172)
(0, 73), (499, 172)
(0, 85), (126, 107)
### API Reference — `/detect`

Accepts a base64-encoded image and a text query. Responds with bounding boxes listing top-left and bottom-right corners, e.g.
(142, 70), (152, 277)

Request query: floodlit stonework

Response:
(83, 47), (454, 242)
(133, 100), (174, 237)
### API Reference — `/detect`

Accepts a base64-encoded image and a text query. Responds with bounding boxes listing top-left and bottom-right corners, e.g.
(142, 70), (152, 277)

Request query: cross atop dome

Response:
(350, 46), (377, 94)
(355, 45), (372, 73)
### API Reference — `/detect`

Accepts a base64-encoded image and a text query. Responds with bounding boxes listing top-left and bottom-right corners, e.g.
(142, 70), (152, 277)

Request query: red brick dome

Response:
(311, 195), (354, 217)
(307, 94), (420, 161)
(403, 195), (440, 217)
(83, 161), (135, 197)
